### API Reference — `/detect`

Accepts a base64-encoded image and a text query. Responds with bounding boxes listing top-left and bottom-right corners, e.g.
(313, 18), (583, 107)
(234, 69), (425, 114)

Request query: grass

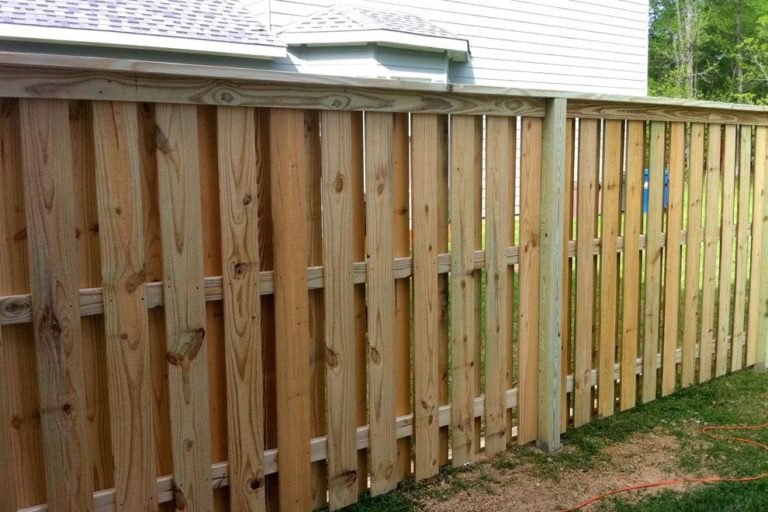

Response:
(342, 369), (768, 512)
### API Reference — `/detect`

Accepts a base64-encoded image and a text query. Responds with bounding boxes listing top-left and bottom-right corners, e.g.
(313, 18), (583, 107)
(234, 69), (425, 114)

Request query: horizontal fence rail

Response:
(1, 63), (768, 512)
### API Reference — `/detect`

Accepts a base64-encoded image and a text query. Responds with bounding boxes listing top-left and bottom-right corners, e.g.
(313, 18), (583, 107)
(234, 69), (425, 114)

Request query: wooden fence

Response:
(1, 61), (768, 512)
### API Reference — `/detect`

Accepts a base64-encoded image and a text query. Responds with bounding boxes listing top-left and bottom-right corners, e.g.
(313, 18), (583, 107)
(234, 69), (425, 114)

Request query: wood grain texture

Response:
(70, 100), (115, 494)
(716, 125), (737, 377)
(216, 106), (266, 511)
(561, 118), (575, 432)
(567, 100), (768, 126)
(732, 126), (752, 372)
(449, 115), (481, 459)
(93, 101), (157, 511)
(700, 124), (722, 383)
(0, 65), (544, 117)
(518, 117), (543, 443)
(412, 114), (441, 480)
(748, 127), (768, 367)
(642, 121), (666, 404)
(269, 108), (313, 510)
(682, 123), (705, 387)
(392, 112), (412, 483)
(661, 122), (685, 396)
(537, 98), (565, 451)
(320, 110), (359, 510)
(155, 103), (213, 511)
(484, 115), (515, 456)
(20, 98), (94, 510)
(0, 98), (45, 509)
(365, 112), (398, 494)
(574, 118), (599, 426)
(598, 119), (622, 418)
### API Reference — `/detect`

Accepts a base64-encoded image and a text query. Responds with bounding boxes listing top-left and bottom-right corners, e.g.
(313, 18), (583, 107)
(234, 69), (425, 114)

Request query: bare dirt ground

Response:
(419, 429), (701, 512)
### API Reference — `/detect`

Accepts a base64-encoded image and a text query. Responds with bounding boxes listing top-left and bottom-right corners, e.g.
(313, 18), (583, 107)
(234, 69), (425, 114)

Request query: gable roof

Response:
(280, 5), (470, 61)
(0, 0), (286, 58)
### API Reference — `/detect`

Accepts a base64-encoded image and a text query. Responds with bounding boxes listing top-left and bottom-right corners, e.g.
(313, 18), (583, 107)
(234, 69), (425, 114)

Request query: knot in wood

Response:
(166, 329), (205, 370)
(125, 265), (147, 293)
(325, 346), (339, 368)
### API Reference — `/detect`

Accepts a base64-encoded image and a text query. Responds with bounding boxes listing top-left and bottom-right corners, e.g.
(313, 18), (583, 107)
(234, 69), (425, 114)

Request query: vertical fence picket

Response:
(574, 118), (599, 426)
(0, 98), (44, 510)
(682, 123), (706, 387)
(620, 120), (645, 410)
(412, 114), (442, 480)
(598, 119), (622, 418)
(320, 111), (359, 510)
(562, 118), (575, 431)
(450, 115), (482, 459)
(700, 124), (723, 382)
(93, 101), (157, 511)
(662, 122), (685, 396)
(748, 127), (768, 367)
(216, 106), (266, 512)
(269, 108), (313, 510)
(519, 117), (543, 443)
(393, 113), (412, 482)
(20, 98), (94, 511)
(716, 125), (737, 377)
(642, 121), (666, 404)
(485, 116), (515, 456)
(155, 103), (212, 511)
(732, 126), (752, 372)
(436, 116), (451, 460)
(365, 112), (398, 494)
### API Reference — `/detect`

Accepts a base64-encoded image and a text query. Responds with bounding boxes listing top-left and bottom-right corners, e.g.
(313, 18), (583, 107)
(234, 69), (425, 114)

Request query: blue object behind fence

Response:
(642, 168), (669, 213)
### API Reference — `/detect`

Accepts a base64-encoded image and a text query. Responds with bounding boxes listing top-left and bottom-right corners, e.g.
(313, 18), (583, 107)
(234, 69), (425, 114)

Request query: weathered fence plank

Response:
(20, 98), (94, 511)
(365, 112), (398, 494)
(682, 123), (706, 387)
(748, 127), (768, 367)
(93, 101), (157, 511)
(732, 126), (752, 372)
(662, 122), (685, 396)
(485, 115), (515, 456)
(574, 118), (599, 426)
(716, 125), (737, 377)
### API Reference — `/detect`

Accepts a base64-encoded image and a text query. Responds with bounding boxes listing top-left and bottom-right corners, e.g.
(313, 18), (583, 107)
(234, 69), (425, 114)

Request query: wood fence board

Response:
(320, 110), (359, 510)
(732, 126), (752, 372)
(716, 125), (737, 377)
(269, 108), (313, 510)
(412, 113), (441, 479)
(519, 117), (543, 443)
(682, 123), (705, 387)
(755, 127), (768, 368)
(642, 121), (666, 404)
(435, 116), (451, 461)
(662, 122), (685, 396)
(349, 112), (369, 495)
(449, 115), (481, 459)
(598, 119), (622, 418)
(70, 100), (115, 494)
(561, 118), (575, 432)
(93, 101), (157, 511)
(700, 124), (723, 383)
(538, 98), (566, 450)
(393, 112), (412, 482)
(484, 115), (515, 455)
(216, 105), (266, 511)
(155, 102), (213, 511)
(365, 111), (398, 494)
(0, 98), (45, 509)
(748, 127), (768, 366)
(574, 118), (599, 426)
(20, 98), (94, 510)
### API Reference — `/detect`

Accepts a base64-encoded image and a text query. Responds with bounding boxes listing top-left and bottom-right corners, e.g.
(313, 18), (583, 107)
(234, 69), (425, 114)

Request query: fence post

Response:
(537, 97), (567, 452)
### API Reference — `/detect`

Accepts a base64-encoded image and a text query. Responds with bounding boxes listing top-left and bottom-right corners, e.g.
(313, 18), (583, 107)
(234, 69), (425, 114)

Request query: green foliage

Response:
(649, 0), (768, 102)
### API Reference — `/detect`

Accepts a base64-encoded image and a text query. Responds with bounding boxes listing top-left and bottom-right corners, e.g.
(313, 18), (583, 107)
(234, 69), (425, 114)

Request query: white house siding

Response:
(251, 0), (648, 95)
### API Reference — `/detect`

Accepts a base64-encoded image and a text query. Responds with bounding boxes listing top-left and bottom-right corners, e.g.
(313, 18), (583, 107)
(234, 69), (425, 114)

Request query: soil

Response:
(418, 430), (701, 512)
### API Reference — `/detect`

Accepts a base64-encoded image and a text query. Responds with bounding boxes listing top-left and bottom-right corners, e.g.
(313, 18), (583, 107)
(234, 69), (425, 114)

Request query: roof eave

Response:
(0, 23), (287, 60)
(282, 29), (469, 62)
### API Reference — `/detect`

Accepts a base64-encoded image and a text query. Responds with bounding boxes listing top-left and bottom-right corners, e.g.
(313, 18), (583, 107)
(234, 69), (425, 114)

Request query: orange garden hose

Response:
(564, 422), (768, 511)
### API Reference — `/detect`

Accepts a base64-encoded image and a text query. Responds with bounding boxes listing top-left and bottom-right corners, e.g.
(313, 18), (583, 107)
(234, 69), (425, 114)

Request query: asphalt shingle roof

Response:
(0, 0), (283, 47)
(280, 5), (460, 40)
